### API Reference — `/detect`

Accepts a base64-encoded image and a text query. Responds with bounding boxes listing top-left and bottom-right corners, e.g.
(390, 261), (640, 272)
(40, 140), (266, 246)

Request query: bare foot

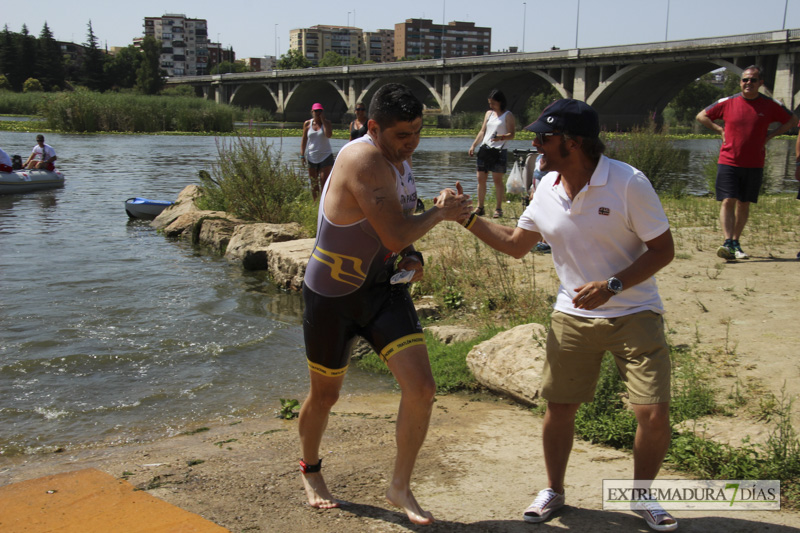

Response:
(301, 472), (340, 509)
(386, 485), (434, 525)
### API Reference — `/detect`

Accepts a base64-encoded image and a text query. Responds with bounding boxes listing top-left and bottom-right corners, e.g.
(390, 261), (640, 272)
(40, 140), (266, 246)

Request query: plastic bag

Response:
(506, 161), (525, 195)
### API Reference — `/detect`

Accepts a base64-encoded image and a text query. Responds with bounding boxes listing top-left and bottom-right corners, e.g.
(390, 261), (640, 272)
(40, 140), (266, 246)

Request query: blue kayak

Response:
(125, 197), (174, 220)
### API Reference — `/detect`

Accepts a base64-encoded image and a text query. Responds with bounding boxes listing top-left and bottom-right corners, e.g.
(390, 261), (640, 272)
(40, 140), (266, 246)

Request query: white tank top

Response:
(482, 110), (510, 149)
(307, 122), (333, 164)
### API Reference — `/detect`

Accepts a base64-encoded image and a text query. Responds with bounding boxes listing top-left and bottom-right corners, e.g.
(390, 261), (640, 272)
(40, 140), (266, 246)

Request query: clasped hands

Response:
(432, 181), (473, 222)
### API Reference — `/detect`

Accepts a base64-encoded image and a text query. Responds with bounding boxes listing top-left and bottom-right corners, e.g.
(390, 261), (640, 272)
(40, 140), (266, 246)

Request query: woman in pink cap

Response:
(301, 102), (334, 199)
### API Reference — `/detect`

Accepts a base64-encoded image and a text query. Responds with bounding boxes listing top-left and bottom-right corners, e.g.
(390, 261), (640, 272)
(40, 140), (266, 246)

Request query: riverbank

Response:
(2, 393), (798, 532)
(2, 189), (800, 531)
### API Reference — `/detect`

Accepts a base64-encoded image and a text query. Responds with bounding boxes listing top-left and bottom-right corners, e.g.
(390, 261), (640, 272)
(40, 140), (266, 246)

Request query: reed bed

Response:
(0, 90), (48, 115)
(40, 89), (236, 133)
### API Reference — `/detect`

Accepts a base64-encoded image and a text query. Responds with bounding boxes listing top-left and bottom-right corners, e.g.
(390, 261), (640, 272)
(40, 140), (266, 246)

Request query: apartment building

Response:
(394, 19), (491, 59)
(363, 29), (395, 63)
(207, 42), (236, 69)
(290, 25), (364, 65)
(143, 14), (210, 76)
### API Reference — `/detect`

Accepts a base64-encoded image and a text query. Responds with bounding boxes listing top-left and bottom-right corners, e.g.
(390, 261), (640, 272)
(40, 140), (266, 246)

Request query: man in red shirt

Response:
(696, 65), (796, 260)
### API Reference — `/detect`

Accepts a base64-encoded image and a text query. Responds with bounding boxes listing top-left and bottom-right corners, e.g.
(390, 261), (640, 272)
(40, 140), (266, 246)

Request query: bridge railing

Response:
(166, 28), (800, 84)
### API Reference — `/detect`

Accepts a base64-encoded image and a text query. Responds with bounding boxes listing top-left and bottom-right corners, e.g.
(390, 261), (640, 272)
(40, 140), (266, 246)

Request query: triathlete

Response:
(298, 83), (471, 526)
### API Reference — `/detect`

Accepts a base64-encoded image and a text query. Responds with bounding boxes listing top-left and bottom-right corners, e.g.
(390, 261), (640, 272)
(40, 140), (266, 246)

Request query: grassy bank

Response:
(191, 129), (800, 507)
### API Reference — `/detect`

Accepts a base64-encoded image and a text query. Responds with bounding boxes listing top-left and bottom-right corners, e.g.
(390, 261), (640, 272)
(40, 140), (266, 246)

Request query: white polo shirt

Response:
(518, 155), (670, 318)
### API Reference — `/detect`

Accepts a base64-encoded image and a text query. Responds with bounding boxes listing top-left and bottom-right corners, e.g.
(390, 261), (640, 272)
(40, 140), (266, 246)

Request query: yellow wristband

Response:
(463, 212), (477, 230)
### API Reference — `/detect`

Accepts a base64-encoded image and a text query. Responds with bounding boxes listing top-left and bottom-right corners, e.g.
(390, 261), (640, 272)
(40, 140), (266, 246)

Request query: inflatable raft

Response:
(0, 169), (65, 194)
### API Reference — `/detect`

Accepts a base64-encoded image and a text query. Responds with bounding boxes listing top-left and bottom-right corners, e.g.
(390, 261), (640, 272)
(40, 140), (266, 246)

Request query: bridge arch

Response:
(587, 60), (743, 129)
(283, 80), (349, 122)
(451, 70), (568, 124)
(229, 84), (280, 113)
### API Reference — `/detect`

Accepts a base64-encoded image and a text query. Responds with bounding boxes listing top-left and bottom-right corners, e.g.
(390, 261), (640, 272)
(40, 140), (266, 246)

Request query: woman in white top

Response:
(468, 89), (516, 218)
(301, 102), (334, 200)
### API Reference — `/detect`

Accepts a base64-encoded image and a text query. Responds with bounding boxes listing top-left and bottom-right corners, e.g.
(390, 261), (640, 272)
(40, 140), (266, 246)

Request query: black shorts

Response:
(716, 164), (762, 203)
(477, 148), (508, 174)
(302, 281), (424, 377)
(308, 153), (334, 171)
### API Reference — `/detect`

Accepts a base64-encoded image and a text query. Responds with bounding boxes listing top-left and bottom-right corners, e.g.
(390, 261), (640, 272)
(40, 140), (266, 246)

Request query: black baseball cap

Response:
(524, 99), (600, 138)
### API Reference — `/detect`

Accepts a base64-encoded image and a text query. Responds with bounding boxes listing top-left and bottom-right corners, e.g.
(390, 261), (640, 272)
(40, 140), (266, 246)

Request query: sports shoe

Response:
(523, 488), (564, 523)
(716, 244), (735, 261)
(535, 242), (551, 253)
(732, 241), (749, 260)
(631, 495), (678, 532)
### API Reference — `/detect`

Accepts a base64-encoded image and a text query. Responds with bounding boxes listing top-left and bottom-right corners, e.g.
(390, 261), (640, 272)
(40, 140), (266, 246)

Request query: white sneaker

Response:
(732, 242), (749, 259)
(631, 495), (678, 531)
(523, 488), (564, 523)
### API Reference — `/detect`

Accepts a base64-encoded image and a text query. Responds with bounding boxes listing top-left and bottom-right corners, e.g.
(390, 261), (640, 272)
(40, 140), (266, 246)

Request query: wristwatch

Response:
(606, 277), (623, 295)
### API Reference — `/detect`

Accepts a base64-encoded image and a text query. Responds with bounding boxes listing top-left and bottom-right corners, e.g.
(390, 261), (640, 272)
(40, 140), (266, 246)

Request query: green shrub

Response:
(604, 124), (689, 196)
(22, 78), (43, 93)
(197, 136), (314, 227)
(450, 111), (485, 130)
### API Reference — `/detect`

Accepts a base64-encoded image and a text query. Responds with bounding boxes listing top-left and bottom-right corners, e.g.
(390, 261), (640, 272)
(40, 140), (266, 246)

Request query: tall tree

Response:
(37, 22), (66, 90)
(105, 44), (140, 89)
(0, 25), (21, 90)
(81, 20), (106, 91)
(19, 24), (38, 88)
(135, 36), (163, 94)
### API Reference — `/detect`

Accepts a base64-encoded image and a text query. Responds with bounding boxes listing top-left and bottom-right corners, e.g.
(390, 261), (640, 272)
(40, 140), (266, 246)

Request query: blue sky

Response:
(4, 0), (800, 58)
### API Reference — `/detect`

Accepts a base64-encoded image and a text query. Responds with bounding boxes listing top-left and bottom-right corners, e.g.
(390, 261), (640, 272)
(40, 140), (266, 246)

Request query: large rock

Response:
(160, 211), (243, 241)
(265, 239), (315, 291)
(226, 223), (306, 271)
(466, 323), (548, 406)
(195, 216), (247, 253)
(151, 185), (203, 230)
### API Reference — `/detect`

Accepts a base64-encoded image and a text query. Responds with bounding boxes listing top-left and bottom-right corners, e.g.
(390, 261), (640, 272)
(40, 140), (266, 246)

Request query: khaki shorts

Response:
(541, 310), (671, 405)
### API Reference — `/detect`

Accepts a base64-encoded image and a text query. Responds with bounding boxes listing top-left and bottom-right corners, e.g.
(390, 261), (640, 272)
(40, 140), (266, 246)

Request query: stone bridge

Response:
(166, 29), (800, 129)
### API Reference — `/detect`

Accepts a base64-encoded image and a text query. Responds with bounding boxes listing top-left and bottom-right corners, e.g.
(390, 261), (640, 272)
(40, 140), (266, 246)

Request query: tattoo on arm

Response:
(373, 188), (387, 210)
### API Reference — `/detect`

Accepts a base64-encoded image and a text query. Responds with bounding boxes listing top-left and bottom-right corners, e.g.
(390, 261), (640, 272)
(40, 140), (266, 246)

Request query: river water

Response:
(1, 130), (797, 457)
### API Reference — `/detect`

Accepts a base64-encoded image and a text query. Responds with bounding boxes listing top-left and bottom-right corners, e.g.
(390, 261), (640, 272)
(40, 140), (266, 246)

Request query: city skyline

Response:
(4, 0), (800, 59)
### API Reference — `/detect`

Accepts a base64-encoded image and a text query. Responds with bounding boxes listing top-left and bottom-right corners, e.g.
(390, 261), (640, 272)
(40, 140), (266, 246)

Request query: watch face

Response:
(609, 278), (623, 293)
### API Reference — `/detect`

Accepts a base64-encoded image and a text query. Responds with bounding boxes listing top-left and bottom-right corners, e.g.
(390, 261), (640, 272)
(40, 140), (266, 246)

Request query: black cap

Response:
(524, 99), (600, 138)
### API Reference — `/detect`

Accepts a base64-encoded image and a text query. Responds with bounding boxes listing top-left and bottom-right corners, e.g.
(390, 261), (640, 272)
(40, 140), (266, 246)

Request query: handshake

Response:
(432, 182), (473, 225)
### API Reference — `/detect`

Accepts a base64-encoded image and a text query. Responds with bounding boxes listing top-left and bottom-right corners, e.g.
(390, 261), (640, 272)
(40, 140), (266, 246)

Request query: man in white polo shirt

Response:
(459, 99), (677, 532)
